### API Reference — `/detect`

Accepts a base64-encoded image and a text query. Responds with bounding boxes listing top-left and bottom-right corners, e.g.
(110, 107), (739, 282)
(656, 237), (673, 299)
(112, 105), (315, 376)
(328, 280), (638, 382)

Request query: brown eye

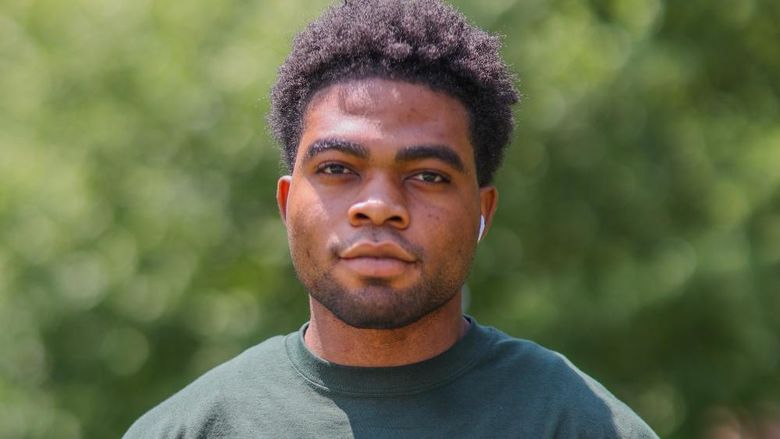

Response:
(320, 164), (353, 175)
(411, 171), (448, 183)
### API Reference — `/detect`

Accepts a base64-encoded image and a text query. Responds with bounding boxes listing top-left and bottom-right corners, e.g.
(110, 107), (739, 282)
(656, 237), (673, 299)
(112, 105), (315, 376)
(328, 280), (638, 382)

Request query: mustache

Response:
(331, 229), (423, 260)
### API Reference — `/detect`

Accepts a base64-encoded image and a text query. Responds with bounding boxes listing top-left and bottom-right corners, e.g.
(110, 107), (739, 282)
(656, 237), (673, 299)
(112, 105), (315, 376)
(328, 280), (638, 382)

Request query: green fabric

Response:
(124, 318), (658, 438)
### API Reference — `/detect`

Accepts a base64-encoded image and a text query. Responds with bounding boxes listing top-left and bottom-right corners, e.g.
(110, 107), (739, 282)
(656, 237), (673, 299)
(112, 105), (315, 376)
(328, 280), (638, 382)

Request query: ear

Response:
(478, 185), (498, 239)
(276, 175), (292, 226)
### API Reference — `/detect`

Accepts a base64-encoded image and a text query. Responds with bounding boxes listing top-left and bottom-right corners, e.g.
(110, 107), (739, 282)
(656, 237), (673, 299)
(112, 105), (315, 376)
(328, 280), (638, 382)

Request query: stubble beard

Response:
(289, 233), (475, 330)
(299, 268), (463, 329)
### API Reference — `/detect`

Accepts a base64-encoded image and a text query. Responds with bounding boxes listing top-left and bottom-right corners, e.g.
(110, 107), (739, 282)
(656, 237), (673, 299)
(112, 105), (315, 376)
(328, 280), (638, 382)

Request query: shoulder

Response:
(123, 334), (289, 439)
(476, 325), (659, 438)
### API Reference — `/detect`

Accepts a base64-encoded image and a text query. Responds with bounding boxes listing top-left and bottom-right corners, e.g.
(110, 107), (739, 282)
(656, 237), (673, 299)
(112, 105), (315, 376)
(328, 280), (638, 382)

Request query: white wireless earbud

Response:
(478, 215), (486, 242)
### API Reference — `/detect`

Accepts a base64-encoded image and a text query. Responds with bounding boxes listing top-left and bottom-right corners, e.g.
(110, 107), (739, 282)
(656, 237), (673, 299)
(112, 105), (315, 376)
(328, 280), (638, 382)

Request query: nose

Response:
(348, 177), (410, 229)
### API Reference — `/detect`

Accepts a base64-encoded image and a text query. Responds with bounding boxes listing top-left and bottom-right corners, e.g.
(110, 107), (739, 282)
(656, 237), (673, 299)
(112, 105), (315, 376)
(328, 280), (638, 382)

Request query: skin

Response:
(276, 78), (498, 367)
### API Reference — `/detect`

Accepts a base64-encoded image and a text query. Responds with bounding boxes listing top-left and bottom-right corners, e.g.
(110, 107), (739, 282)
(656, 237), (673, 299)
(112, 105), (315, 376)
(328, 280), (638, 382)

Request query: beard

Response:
(297, 265), (464, 329)
(288, 225), (474, 330)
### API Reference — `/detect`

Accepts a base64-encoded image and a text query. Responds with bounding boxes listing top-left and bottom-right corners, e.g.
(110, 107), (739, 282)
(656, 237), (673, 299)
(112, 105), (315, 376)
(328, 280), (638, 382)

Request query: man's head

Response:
(269, 0), (518, 187)
(273, 0), (518, 330)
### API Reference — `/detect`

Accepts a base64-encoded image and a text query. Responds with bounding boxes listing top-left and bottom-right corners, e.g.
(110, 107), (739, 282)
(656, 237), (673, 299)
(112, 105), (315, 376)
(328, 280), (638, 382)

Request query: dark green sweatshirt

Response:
(124, 318), (658, 438)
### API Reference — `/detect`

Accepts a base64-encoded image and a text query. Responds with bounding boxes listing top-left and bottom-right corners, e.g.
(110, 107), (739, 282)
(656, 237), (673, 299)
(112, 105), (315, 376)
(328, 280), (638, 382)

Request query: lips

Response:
(340, 241), (417, 262)
(338, 241), (417, 278)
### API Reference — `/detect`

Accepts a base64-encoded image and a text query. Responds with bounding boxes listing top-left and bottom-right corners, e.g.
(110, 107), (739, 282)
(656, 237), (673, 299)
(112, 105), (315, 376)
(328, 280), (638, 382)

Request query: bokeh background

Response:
(2, 0), (779, 437)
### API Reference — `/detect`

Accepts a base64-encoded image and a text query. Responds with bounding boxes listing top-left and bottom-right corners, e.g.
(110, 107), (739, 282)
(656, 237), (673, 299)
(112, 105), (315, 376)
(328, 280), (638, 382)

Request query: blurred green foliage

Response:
(1, 0), (778, 437)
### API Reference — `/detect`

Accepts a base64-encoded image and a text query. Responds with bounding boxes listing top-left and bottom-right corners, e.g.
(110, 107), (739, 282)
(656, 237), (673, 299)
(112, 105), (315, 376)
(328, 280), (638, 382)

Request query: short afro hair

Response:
(269, 0), (519, 186)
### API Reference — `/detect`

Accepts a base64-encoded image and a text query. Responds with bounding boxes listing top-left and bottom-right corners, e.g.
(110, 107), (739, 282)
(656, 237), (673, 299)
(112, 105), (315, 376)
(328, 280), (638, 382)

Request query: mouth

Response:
(339, 257), (413, 278)
(338, 241), (418, 278)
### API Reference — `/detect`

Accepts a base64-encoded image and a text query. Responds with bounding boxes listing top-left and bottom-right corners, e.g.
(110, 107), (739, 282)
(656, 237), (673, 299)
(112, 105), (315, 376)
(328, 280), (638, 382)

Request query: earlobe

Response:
(277, 176), (292, 225)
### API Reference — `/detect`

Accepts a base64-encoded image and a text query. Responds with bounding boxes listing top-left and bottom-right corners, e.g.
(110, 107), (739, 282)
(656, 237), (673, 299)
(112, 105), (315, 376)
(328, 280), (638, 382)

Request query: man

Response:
(125, 0), (658, 437)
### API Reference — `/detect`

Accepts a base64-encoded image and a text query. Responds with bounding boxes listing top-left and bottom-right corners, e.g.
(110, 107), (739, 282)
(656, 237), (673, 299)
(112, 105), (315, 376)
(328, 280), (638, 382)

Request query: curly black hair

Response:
(269, 0), (518, 186)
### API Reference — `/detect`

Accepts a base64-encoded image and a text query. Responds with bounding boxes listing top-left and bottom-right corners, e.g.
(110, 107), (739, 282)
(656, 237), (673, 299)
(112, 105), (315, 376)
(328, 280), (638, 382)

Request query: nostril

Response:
(348, 199), (410, 228)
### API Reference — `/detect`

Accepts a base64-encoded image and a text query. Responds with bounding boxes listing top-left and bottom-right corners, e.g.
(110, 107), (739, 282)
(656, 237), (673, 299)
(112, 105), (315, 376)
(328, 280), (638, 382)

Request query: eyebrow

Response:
(302, 138), (466, 174)
(303, 138), (368, 163)
(395, 145), (466, 173)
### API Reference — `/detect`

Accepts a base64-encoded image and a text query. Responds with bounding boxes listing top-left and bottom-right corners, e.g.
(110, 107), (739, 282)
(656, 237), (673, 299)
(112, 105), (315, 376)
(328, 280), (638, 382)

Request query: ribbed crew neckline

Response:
(284, 316), (494, 397)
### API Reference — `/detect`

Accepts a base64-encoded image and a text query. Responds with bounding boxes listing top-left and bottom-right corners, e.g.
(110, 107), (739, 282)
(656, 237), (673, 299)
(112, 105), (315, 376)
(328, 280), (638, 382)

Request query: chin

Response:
(313, 282), (456, 330)
(332, 307), (432, 330)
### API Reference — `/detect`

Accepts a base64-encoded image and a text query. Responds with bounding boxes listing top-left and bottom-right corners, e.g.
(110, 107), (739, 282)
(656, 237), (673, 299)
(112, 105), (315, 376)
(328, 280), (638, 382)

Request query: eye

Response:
(411, 171), (449, 183)
(318, 163), (354, 175)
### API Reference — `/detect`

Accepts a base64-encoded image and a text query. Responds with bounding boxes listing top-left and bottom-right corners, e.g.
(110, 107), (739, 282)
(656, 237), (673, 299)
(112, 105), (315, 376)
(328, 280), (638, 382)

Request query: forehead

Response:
(313, 78), (466, 115)
(297, 78), (473, 165)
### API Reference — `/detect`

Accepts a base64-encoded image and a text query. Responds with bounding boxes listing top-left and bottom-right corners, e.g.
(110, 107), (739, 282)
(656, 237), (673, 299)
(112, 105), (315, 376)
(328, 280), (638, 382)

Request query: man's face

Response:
(277, 78), (497, 329)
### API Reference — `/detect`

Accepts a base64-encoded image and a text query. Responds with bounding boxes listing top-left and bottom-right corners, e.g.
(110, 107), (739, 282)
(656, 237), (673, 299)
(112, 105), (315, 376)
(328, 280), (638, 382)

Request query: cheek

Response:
(287, 197), (336, 255)
(288, 209), (319, 245)
(287, 214), (319, 271)
(418, 207), (478, 254)
(423, 199), (479, 234)
(289, 182), (346, 222)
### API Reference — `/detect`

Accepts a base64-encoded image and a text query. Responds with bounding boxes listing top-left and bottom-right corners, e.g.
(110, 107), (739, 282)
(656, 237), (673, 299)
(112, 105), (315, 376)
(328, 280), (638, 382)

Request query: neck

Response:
(304, 293), (469, 367)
